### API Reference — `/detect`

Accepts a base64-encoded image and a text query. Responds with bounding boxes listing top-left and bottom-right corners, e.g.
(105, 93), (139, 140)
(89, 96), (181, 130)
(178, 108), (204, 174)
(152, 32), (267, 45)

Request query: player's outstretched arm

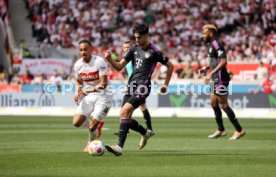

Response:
(160, 60), (174, 93)
(252, 81), (264, 94)
(104, 50), (128, 71)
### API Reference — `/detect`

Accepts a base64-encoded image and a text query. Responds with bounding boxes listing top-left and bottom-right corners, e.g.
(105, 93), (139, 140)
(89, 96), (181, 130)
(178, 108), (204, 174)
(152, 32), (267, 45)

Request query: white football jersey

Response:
(74, 55), (110, 93)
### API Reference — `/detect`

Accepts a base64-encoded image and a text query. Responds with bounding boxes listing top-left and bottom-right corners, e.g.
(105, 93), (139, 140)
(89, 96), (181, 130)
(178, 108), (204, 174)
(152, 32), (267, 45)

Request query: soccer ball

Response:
(88, 140), (105, 156)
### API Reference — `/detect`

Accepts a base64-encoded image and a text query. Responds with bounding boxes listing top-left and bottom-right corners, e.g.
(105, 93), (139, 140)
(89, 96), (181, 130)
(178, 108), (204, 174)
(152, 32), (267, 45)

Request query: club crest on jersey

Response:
(209, 47), (213, 53)
(145, 52), (150, 58)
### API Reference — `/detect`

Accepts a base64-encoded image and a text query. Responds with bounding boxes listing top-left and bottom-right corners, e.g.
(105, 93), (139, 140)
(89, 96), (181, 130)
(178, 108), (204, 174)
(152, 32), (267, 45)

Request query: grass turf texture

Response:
(0, 116), (276, 177)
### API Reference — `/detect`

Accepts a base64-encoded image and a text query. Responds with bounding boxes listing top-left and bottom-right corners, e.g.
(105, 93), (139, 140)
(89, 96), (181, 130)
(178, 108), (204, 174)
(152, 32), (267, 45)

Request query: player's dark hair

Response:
(79, 39), (91, 46)
(133, 23), (149, 35)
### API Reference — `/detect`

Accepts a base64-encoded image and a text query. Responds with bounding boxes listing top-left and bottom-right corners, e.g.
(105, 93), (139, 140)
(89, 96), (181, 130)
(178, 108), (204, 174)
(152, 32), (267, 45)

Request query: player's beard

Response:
(203, 36), (211, 44)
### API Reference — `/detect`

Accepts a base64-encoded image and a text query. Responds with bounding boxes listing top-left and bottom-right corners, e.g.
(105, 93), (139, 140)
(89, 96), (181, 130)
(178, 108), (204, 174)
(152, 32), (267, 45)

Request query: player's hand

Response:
(73, 94), (78, 104)
(84, 87), (95, 94)
(204, 73), (211, 84)
(122, 87), (128, 94)
(159, 85), (168, 94)
(78, 88), (86, 97)
(198, 67), (208, 78)
(104, 50), (111, 61)
(198, 69), (205, 78)
(251, 90), (258, 94)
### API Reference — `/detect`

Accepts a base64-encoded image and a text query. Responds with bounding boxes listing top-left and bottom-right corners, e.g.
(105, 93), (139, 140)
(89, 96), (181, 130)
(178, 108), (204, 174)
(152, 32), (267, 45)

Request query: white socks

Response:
(79, 118), (98, 142)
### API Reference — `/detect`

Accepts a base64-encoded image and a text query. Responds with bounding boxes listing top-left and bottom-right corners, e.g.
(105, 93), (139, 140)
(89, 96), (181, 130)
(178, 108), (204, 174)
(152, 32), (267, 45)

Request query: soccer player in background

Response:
(250, 74), (274, 94)
(73, 40), (112, 152)
(199, 24), (246, 140)
(104, 23), (174, 156)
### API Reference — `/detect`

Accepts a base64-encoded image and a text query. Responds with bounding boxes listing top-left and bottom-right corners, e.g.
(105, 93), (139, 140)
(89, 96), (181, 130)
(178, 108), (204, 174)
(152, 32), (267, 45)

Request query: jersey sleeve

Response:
(97, 58), (108, 75)
(212, 40), (227, 59)
(123, 46), (135, 62)
(155, 51), (169, 65)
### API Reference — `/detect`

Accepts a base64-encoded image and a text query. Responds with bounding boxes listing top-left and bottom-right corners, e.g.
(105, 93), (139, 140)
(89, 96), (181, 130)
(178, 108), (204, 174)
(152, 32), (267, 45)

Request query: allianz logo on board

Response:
(0, 94), (55, 107)
(38, 94), (55, 106)
(0, 94), (35, 107)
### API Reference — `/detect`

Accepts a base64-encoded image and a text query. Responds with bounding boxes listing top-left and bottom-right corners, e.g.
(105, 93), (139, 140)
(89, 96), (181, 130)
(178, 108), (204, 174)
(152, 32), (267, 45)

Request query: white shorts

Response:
(75, 94), (112, 121)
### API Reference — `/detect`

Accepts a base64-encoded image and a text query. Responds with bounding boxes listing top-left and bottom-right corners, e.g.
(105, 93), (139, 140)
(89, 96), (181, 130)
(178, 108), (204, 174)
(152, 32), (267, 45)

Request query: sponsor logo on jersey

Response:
(80, 70), (99, 82)
(218, 49), (224, 57)
(135, 58), (143, 68)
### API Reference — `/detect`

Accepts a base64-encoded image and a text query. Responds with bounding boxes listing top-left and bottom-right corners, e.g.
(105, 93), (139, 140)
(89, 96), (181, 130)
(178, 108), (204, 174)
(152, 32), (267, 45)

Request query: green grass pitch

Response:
(0, 116), (276, 177)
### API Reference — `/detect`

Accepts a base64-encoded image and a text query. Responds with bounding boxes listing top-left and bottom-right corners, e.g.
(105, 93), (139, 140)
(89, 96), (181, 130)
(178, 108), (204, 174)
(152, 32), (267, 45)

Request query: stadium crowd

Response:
(25, 0), (275, 62)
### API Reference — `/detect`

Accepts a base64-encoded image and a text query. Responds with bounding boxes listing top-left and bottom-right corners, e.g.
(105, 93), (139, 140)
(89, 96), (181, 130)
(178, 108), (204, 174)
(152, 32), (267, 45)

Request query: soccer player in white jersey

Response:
(73, 40), (112, 152)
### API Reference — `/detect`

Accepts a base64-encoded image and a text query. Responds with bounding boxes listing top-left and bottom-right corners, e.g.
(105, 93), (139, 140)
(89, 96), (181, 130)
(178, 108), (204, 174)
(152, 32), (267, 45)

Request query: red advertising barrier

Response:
(0, 84), (21, 93)
(227, 63), (270, 75)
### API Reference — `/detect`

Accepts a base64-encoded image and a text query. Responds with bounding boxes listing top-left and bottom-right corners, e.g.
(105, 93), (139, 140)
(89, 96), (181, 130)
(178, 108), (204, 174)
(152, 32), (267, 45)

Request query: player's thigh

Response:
(139, 100), (147, 111)
(92, 96), (112, 122)
(127, 94), (147, 109)
(210, 94), (219, 107)
(74, 97), (95, 120)
(214, 82), (229, 96)
(120, 102), (134, 119)
(121, 95), (131, 107)
(217, 95), (229, 109)
(121, 94), (146, 119)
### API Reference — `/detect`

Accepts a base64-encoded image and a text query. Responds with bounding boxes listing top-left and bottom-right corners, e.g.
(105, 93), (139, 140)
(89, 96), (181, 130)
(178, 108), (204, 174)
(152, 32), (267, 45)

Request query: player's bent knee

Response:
(139, 104), (147, 111)
(211, 103), (219, 108)
(220, 104), (229, 110)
